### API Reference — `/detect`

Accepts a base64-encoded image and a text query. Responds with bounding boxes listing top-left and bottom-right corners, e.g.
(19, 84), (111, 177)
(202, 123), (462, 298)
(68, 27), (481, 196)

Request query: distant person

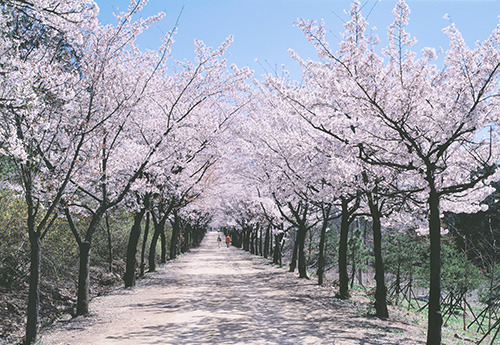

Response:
(217, 235), (222, 248)
(225, 235), (231, 248)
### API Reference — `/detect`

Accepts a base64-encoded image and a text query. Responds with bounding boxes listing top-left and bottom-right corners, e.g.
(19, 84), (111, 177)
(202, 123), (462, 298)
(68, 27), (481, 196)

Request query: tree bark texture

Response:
(140, 212), (150, 277)
(160, 224), (167, 263)
(338, 198), (350, 299)
(148, 219), (163, 272)
(105, 213), (113, 273)
(169, 212), (180, 260)
(426, 180), (442, 345)
(76, 242), (91, 315)
(296, 222), (308, 279)
(367, 193), (389, 318)
(264, 225), (270, 259)
(25, 232), (41, 345)
(273, 234), (281, 265)
(259, 225), (263, 256)
(123, 207), (146, 288)
(289, 234), (298, 273)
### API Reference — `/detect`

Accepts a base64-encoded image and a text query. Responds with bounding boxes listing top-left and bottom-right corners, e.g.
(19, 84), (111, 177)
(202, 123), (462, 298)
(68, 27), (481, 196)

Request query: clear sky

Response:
(94, 0), (500, 80)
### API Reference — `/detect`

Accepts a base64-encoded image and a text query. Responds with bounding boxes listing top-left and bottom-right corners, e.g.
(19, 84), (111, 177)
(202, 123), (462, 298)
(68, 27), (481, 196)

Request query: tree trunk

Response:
(123, 208), (146, 288)
(105, 212), (113, 273)
(160, 223), (167, 263)
(289, 232), (298, 272)
(74, 207), (106, 316)
(338, 198), (350, 299)
(297, 222), (308, 279)
(270, 228), (274, 257)
(426, 181), (442, 345)
(368, 193), (389, 318)
(259, 225), (263, 256)
(253, 228), (258, 254)
(140, 212), (150, 277)
(244, 227), (250, 251)
(350, 241), (356, 289)
(463, 236), (468, 331)
(170, 212), (180, 260)
(279, 234), (285, 267)
(76, 242), (91, 315)
(250, 229), (255, 254)
(25, 232), (41, 345)
(148, 218), (162, 272)
(264, 225), (270, 259)
(254, 227), (258, 255)
(408, 265), (413, 311)
(273, 233), (281, 265)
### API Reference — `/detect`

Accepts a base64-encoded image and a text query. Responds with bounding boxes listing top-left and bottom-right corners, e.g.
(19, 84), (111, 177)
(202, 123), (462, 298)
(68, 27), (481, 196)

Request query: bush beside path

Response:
(41, 232), (425, 345)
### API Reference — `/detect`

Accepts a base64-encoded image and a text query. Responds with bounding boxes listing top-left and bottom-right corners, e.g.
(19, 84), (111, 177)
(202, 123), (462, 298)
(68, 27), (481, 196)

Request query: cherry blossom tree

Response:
(294, 1), (500, 342)
(0, 1), (100, 343)
(260, 72), (367, 298)
(60, 1), (171, 315)
(61, 6), (253, 306)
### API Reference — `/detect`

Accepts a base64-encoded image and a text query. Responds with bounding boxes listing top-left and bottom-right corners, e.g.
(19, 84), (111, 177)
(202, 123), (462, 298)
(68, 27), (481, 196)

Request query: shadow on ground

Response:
(41, 233), (424, 345)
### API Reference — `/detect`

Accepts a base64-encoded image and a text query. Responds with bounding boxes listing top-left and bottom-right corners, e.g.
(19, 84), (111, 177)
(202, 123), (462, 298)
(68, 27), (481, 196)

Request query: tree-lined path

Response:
(41, 232), (424, 345)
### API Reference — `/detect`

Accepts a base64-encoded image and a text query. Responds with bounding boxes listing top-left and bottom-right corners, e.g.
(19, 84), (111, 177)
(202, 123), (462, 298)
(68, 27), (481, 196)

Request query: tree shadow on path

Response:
(42, 232), (425, 345)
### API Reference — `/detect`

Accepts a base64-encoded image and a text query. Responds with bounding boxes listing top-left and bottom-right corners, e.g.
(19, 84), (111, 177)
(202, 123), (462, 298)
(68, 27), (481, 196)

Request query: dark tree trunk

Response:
(259, 225), (263, 256)
(426, 179), (442, 345)
(148, 218), (164, 272)
(250, 229), (255, 254)
(253, 229), (257, 254)
(123, 208), (146, 288)
(273, 233), (281, 265)
(74, 206), (106, 316)
(279, 234), (285, 267)
(76, 242), (91, 315)
(338, 198), (350, 300)
(269, 227), (274, 258)
(160, 223), (167, 263)
(296, 222), (308, 279)
(253, 228), (257, 254)
(170, 212), (180, 260)
(25, 232), (41, 345)
(105, 212), (113, 273)
(243, 227), (250, 251)
(289, 232), (299, 272)
(264, 224), (270, 259)
(140, 212), (150, 277)
(367, 193), (389, 319)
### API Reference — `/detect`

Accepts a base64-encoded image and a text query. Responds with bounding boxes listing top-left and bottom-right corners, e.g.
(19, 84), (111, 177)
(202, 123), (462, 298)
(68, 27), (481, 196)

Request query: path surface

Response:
(41, 232), (425, 345)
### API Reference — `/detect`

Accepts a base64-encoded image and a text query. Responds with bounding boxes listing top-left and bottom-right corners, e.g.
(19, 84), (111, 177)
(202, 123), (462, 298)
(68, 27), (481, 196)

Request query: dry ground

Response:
(41, 232), (426, 345)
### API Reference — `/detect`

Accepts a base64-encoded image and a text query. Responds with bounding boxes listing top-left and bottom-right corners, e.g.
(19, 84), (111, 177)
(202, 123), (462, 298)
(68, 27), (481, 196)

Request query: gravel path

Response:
(41, 232), (425, 345)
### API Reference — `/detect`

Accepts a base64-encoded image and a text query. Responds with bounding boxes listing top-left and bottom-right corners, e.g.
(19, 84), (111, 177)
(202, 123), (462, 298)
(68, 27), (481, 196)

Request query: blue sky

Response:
(95, 0), (500, 79)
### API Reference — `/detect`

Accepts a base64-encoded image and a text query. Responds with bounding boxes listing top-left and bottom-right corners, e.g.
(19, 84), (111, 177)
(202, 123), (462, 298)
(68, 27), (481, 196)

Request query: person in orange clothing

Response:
(225, 235), (231, 248)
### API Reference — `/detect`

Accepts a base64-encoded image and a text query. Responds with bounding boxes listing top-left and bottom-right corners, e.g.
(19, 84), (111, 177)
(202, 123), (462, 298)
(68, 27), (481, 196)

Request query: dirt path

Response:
(41, 232), (425, 345)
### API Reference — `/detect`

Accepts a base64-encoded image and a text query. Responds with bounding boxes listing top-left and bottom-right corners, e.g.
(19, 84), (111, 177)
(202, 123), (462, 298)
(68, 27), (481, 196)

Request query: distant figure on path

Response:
(225, 235), (231, 248)
(217, 235), (222, 248)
